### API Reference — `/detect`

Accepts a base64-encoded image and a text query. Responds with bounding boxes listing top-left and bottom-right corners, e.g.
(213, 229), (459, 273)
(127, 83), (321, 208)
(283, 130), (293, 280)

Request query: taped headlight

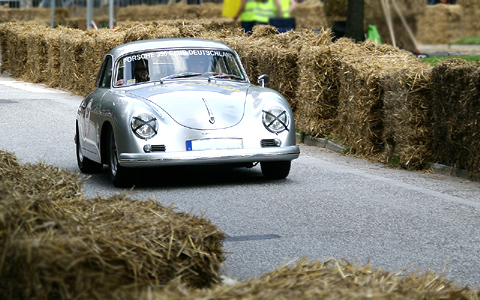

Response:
(131, 113), (158, 140)
(262, 106), (289, 134)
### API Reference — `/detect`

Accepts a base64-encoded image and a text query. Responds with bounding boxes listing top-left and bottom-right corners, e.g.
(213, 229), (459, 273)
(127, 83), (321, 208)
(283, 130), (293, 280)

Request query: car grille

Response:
(260, 139), (278, 147)
(151, 145), (166, 152)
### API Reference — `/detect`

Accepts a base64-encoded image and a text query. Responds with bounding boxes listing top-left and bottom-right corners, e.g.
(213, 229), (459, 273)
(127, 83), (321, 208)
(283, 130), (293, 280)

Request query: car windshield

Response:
(114, 49), (246, 86)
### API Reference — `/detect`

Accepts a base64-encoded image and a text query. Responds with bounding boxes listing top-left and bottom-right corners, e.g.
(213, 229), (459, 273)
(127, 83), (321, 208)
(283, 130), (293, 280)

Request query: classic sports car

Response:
(76, 38), (300, 187)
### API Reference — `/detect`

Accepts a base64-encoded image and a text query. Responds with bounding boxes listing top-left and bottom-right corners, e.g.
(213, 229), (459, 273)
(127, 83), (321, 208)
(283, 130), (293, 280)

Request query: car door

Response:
(81, 55), (113, 157)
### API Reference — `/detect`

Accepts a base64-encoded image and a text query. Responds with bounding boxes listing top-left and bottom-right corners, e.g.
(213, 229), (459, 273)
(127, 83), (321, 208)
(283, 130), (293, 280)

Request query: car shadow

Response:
(87, 164), (282, 189)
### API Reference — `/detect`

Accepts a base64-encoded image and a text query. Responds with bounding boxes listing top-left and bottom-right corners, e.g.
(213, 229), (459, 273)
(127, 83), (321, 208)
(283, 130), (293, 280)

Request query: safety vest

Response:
(241, 0), (256, 22)
(254, 0), (277, 23)
(281, 0), (290, 17)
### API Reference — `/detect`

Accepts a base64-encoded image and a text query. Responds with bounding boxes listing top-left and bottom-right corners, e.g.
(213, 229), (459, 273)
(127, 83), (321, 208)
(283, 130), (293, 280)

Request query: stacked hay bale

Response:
(0, 7), (69, 23)
(458, 0), (480, 37)
(380, 62), (432, 169)
(324, 0), (426, 52)
(135, 258), (479, 299)
(333, 39), (429, 159)
(117, 2), (222, 22)
(431, 59), (480, 176)
(416, 4), (463, 44)
(290, 0), (329, 30)
(0, 151), (225, 299)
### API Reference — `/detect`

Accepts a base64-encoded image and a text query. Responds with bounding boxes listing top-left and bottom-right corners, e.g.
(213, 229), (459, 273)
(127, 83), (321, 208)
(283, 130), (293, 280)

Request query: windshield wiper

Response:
(209, 74), (244, 80)
(160, 72), (203, 82)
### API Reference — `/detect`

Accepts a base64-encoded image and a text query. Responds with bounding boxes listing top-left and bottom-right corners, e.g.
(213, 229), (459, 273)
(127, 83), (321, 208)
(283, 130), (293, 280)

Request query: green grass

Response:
(421, 55), (480, 66)
(451, 36), (480, 45)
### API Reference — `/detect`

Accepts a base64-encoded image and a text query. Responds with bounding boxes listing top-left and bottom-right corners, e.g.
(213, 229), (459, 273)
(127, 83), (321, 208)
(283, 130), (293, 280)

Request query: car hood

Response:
(127, 81), (248, 130)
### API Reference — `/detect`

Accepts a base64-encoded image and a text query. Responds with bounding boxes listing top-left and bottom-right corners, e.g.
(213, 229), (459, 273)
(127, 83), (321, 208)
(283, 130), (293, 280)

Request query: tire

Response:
(107, 128), (133, 187)
(76, 130), (103, 173)
(260, 161), (291, 179)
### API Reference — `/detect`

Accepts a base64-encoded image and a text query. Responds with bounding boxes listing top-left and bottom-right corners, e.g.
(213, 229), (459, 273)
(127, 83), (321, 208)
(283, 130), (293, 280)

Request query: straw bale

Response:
(431, 59), (480, 176)
(0, 22), (32, 78)
(416, 4), (463, 45)
(0, 7), (69, 23)
(380, 65), (433, 169)
(294, 44), (338, 138)
(116, 2), (222, 22)
(79, 28), (126, 95)
(0, 151), (225, 299)
(333, 39), (424, 157)
(45, 27), (64, 88)
(236, 26), (331, 109)
(135, 257), (479, 299)
(323, 0), (426, 51)
(56, 27), (88, 93)
(458, 0), (480, 35)
(121, 23), (181, 43)
(291, 0), (328, 30)
(24, 25), (51, 83)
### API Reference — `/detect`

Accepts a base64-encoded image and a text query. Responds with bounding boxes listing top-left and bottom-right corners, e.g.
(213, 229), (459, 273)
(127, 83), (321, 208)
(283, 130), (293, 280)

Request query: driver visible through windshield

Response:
(115, 49), (246, 86)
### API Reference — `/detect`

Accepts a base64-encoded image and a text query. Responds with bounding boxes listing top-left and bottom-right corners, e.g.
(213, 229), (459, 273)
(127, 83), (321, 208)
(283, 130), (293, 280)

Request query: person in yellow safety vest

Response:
(233, 0), (257, 34)
(254, 0), (283, 25)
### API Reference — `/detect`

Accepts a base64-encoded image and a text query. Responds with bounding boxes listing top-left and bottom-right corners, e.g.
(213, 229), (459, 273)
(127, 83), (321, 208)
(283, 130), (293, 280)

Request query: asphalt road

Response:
(1, 75), (480, 287)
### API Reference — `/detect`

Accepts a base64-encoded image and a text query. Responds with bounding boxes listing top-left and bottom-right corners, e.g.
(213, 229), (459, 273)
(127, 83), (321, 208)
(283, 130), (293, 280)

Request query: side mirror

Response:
(257, 74), (269, 87)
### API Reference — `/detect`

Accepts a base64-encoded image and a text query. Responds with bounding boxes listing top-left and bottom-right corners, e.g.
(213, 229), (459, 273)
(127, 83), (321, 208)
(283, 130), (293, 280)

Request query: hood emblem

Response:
(202, 98), (215, 124)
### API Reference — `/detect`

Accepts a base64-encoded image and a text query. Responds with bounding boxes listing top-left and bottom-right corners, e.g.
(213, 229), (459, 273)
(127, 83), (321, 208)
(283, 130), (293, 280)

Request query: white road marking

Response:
(0, 80), (68, 94)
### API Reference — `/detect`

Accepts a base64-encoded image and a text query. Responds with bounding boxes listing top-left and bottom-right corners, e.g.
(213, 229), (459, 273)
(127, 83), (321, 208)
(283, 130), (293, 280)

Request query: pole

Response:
(109, 0), (113, 29)
(50, 0), (56, 28)
(87, 0), (93, 30)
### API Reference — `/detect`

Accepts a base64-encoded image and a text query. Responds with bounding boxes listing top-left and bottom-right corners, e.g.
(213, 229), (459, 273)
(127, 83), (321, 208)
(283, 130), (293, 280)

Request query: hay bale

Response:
(290, 0), (328, 30)
(0, 151), (225, 299)
(25, 25), (51, 83)
(45, 28), (64, 88)
(137, 257), (479, 299)
(431, 59), (480, 176)
(56, 27), (87, 93)
(333, 39), (424, 157)
(416, 4), (463, 44)
(120, 23), (181, 43)
(323, 0), (426, 51)
(380, 65), (433, 169)
(79, 28), (126, 95)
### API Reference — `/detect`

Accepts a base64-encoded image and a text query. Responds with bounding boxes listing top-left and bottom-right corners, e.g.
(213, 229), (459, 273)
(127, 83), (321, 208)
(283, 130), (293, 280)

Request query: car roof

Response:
(108, 38), (235, 59)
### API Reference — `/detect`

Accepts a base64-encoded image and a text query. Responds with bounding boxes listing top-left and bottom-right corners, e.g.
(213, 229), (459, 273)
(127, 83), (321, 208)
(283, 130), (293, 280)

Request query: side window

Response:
(96, 55), (113, 88)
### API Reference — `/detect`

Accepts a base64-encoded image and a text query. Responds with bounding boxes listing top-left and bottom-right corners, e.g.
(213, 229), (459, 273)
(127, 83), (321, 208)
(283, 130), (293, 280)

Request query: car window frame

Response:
(96, 54), (113, 89)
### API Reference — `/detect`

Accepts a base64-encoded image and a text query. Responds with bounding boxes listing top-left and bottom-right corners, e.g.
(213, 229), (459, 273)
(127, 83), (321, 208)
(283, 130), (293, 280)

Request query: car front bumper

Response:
(118, 145), (300, 167)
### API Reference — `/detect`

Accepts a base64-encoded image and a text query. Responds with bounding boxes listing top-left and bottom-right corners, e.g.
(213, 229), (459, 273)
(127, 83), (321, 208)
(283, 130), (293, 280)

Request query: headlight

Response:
(262, 106), (289, 134)
(131, 113), (158, 140)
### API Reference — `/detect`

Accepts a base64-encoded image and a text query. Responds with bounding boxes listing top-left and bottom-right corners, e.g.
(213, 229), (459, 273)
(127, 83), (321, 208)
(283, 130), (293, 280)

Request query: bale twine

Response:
(431, 59), (480, 176)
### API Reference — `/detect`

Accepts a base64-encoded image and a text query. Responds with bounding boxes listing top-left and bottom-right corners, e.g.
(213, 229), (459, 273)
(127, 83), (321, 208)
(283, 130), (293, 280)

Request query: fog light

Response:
(274, 138), (281, 147)
(143, 144), (152, 153)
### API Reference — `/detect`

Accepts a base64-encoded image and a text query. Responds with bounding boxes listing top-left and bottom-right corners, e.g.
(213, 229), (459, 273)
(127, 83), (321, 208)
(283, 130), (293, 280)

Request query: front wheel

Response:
(260, 161), (291, 179)
(107, 128), (133, 187)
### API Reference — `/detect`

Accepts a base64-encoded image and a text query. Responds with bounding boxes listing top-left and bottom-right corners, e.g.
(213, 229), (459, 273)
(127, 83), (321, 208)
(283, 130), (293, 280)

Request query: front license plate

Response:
(186, 138), (243, 151)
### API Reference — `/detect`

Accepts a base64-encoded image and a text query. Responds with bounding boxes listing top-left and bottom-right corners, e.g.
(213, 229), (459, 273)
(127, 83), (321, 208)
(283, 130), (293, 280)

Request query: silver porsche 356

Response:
(75, 38), (300, 187)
